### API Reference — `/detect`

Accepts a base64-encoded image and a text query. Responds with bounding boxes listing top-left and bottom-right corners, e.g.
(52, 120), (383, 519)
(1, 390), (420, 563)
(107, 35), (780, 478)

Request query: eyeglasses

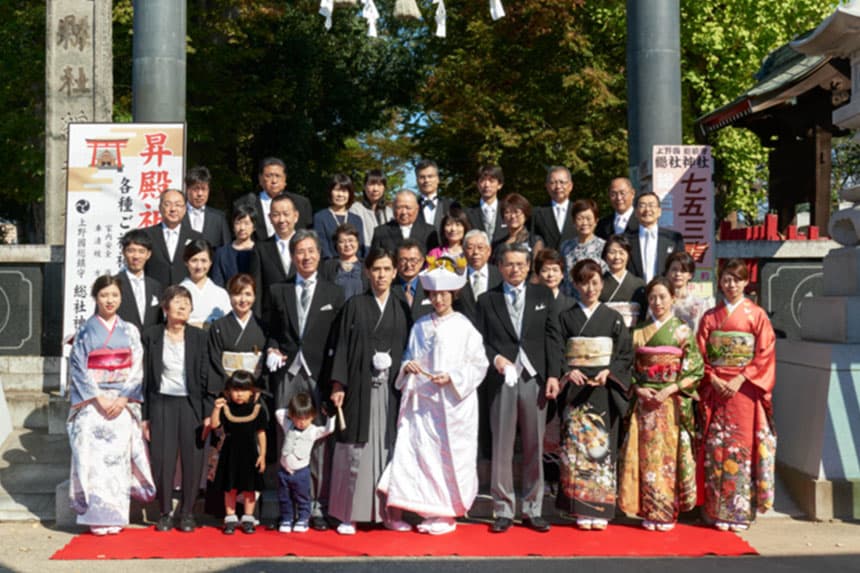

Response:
(609, 190), (630, 198)
(399, 257), (423, 265)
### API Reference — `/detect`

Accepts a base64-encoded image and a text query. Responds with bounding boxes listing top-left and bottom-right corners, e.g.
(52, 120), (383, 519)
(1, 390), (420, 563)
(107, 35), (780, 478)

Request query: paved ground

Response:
(0, 516), (857, 573)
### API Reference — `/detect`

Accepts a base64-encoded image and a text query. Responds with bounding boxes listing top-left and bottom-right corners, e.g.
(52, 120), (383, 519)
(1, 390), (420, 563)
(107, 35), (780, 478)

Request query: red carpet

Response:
(51, 522), (756, 560)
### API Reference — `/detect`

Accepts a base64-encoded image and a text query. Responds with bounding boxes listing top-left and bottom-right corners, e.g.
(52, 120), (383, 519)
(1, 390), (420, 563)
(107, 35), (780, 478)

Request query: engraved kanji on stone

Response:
(57, 15), (89, 51)
(58, 66), (90, 96)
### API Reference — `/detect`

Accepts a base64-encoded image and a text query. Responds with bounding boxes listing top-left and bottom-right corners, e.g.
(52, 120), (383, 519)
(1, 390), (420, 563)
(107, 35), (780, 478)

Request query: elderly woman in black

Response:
(142, 285), (211, 533)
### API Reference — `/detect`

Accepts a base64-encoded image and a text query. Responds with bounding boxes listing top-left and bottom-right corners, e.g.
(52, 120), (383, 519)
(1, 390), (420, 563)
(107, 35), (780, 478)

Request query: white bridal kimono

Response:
(379, 311), (489, 517)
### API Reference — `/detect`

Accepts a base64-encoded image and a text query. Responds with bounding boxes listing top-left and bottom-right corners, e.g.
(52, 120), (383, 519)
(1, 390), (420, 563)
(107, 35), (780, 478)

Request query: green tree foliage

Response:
(680, 0), (838, 223)
(112, 0), (424, 209)
(0, 2), (45, 238)
(407, 0), (629, 209)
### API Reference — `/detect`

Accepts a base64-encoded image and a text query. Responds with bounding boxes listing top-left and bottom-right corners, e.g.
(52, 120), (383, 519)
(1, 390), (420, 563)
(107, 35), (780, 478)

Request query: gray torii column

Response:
(132, 0), (186, 122)
(626, 0), (682, 186)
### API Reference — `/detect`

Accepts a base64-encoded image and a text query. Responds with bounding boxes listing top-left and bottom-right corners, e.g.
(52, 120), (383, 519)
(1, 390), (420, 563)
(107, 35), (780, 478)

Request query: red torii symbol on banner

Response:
(86, 139), (129, 171)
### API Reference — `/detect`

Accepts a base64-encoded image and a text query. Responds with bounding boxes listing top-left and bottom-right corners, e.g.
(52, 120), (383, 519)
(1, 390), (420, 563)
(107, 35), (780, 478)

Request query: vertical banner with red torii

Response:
(651, 145), (715, 292)
(62, 123), (185, 347)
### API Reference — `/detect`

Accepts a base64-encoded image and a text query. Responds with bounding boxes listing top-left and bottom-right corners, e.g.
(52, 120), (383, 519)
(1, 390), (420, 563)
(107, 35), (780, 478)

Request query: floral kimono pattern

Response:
(696, 299), (777, 525)
(67, 315), (155, 526)
(618, 316), (703, 523)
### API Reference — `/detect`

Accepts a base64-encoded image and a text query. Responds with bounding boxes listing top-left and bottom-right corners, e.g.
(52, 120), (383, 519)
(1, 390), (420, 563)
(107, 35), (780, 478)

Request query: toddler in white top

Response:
(274, 392), (335, 533)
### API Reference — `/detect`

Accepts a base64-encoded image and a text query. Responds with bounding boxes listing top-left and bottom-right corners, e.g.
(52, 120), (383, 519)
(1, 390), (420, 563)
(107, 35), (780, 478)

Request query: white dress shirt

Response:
(188, 205), (206, 233)
(552, 199), (570, 233)
(639, 225), (659, 283)
(613, 207), (634, 236)
(260, 191), (275, 237)
(161, 223), (180, 262)
(125, 269), (147, 323)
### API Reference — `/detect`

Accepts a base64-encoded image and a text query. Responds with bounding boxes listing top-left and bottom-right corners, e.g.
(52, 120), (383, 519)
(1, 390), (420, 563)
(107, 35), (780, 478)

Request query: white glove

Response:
(267, 352), (286, 372)
(504, 364), (518, 387)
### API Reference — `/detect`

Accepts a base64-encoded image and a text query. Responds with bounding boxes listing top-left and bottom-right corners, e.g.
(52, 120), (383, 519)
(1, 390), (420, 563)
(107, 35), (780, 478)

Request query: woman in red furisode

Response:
(696, 259), (776, 532)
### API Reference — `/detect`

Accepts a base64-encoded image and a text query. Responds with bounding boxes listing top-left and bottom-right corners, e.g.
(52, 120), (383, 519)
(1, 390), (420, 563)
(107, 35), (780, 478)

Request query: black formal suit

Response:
(476, 282), (562, 520)
(141, 324), (210, 516)
(417, 195), (454, 232)
(250, 235), (295, 317)
(392, 277), (434, 321)
(370, 220), (439, 255)
(455, 264), (503, 327)
(465, 203), (507, 244)
(531, 203), (578, 251)
(596, 211), (639, 240)
(117, 271), (164, 333)
(183, 205), (231, 248)
(234, 191), (313, 241)
(626, 226), (686, 281)
(141, 221), (204, 287)
(266, 277), (345, 392)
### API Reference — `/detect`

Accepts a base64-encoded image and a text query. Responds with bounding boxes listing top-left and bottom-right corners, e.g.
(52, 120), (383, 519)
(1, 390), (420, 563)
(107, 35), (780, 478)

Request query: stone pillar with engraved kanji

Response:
(45, 0), (113, 245)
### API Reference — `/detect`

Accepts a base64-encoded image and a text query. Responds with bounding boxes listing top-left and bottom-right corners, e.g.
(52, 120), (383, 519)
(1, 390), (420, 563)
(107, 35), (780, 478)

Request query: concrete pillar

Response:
(45, 0), (114, 246)
(626, 0), (683, 185)
(132, 0), (187, 122)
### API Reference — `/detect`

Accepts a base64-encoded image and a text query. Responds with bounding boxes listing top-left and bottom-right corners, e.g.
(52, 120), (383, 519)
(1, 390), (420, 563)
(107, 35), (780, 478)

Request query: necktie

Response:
(191, 208), (204, 233)
(299, 279), (314, 334)
(555, 205), (565, 233)
(510, 288), (523, 336)
(483, 210), (495, 236)
(165, 229), (178, 262)
(404, 282), (414, 306)
(471, 272), (483, 301)
(132, 277), (145, 322)
(643, 230), (655, 282)
(279, 240), (291, 273)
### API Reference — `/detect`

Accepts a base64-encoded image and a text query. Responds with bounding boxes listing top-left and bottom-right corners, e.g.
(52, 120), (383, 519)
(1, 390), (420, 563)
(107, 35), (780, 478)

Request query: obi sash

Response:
(605, 301), (640, 328)
(565, 336), (613, 368)
(634, 345), (682, 383)
(87, 347), (133, 371)
(706, 330), (755, 367)
(221, 351), (260, 377)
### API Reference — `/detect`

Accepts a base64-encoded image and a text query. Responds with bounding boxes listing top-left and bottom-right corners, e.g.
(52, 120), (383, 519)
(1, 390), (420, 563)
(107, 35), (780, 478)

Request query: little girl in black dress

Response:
(210, 370), (268, 534)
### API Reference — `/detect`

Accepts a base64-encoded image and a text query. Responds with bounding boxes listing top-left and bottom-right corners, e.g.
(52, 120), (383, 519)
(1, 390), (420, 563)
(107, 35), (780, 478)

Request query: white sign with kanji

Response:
(62, 123), (185, 341)
(652, 145), (715, 284)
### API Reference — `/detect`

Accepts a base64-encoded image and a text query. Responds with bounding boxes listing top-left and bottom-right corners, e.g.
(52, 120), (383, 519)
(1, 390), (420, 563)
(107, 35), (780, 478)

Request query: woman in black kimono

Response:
(207, 273), (268, 396)
(599, 234), (647, 328)
(327, 247), (412, 535)
(556, 259), (632, 531)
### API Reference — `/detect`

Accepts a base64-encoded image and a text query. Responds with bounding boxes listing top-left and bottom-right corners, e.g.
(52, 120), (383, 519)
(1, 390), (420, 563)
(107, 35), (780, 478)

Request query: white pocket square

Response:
(150, 296), (159, 306)
(421, 298), (432, 305)
(535, 303), (546, 311)
(320, 304), (333, 311)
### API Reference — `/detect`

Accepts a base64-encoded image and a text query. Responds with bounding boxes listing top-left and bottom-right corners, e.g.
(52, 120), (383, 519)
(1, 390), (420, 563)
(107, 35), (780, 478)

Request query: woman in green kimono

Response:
(618, 277), (703, 531)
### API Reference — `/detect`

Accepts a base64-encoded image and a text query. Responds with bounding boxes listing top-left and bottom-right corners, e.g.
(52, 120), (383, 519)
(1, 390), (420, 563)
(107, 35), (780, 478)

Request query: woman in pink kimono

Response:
(67, 275), (155, 535)
(379, 261), (489, 535)
(696, 259), (776, 532)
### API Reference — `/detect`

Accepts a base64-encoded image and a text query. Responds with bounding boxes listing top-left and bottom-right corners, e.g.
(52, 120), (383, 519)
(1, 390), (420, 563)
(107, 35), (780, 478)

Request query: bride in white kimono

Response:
(379, 262), (489, 535)
(67, 275), (155, 535)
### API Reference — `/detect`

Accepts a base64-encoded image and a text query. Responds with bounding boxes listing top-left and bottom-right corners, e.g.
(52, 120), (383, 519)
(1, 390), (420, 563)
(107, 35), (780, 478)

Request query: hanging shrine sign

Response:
(62, 123), (185, 341)
(652, 144), (716, 285)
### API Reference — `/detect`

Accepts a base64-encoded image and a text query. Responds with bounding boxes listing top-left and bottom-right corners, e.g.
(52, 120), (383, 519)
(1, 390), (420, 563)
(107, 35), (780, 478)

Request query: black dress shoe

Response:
(223, 520), (237, 535)
(178, 514), (196, 532)
(523, 516), (551, 532)
(311, 515), (329, 531)
(155, 514), (173, 532)
(241, 519), (256, 534)
(490, 517), (513, 533)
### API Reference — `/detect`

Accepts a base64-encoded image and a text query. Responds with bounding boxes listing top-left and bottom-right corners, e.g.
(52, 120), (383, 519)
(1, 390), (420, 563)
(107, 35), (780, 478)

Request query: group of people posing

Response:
(66, 158), (776, 540)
